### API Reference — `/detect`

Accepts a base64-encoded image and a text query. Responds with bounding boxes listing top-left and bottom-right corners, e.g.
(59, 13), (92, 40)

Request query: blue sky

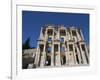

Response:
(22, 11), (89, 48)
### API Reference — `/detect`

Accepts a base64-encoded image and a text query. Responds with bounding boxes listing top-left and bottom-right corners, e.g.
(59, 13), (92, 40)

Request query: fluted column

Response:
(74, 44), (82, 64)
(39, 27), (44, 39)
(84, 44), (89, 64)
(34, 43), (40, 67)
(67, 43), (75, 65)
(70, 29), (73, 41)
(54, 44), (61, 66)
(50, 28), (54, 66)
(80, 29), (84, 41)
(58, 43), (61, 66)
(64, 45), (68, 65)
(76, 29), (82, 41)
(51, 43), (54, 66)
(79, 43), (87, 64)
(73, 44), (77, 65)
(40, 43), (46, 67)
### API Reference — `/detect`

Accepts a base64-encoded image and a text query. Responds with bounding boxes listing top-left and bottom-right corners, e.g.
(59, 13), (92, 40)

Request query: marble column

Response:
(58, 43), (61, 66)
(40, 43), (46, 67)
(73, 43), (77, 65)
(51, 43), (54, 66)
(80, 29), (84, 41)
(70, 29), (73, 40)
(50, 28), (54, 66)
(74, 44), (82, 64)
(76, 29), (82, 41)
(64, 45), (69, 65)
(55, 43), (61, 66)
(67, 43), (75, 65)
(84, 44), (89, 64)
(79, 43), (87, 64)
(39, 27), (44, 39)
(34, 44), (40, 67)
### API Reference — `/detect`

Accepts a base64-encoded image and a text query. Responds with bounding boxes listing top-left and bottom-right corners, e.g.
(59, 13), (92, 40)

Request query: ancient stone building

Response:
(22, 48), (36, 69)
(23, 25), (89, 69)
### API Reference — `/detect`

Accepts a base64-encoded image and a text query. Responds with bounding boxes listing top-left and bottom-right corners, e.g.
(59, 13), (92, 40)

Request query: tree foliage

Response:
(22, 37), (30, 49)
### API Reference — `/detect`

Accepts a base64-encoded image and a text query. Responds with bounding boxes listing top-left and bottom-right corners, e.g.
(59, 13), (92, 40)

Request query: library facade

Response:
(23, 25), (89, 69)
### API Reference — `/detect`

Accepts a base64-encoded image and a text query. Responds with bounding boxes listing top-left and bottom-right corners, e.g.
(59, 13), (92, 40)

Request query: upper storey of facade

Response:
(38, 25), (84, 43)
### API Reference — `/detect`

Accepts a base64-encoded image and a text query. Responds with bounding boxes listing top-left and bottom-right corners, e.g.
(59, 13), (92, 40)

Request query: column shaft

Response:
(34, 44), (40, 67)
(79, 43), (87, 64)
(40, 43), (46, 67)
